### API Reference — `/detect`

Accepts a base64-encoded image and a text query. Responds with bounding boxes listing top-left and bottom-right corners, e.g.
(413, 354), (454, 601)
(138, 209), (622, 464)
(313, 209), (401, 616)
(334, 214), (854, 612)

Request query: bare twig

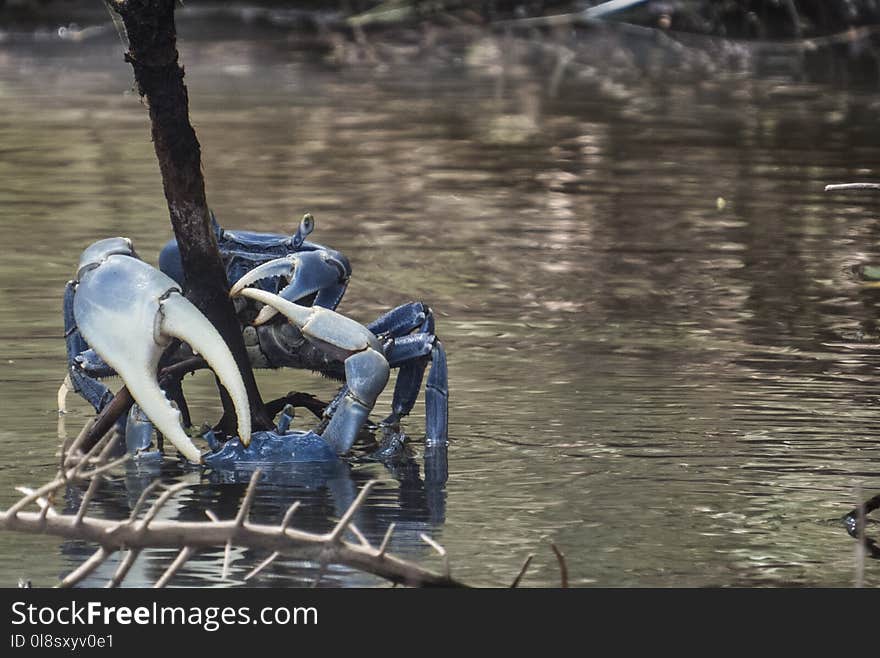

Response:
(7, 478), (66, 518)
(25, 486), (58, 528)
(154, 546), (194, 588)
(419, 533), (446, 557)
(550, 543), (568, 588)
(420, 533), (450, 578)
(378, 523), (396, 558)
(327, 480), (377, 543)
(510, 554), (534, 588)
(10, 448), (128, 521)
(66, 427), (119, 474)
(137, 481), (190, 534)
(280, 502), (301, 531)
(72, 430), (121, 526)
(221, 541), (232, 580)
(15, 487), (55, 518)
(60, 418), (95, 474)
(78, 454), (130, 480)
(233, 469), (262, 528)
(203, 509), (232, 579)
(349, 523), (371, 549)
(127, 480), (163, 524)
(38, 499), (53, 525)
(106, 549), (140, 589)
(244, 551), (280, 581)
(59, 547), (111, 588)
(74, 476), (103, 527)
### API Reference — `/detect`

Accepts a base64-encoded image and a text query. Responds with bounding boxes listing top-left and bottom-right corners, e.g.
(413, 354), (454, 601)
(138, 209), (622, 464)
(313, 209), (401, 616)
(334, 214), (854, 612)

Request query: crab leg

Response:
(74, 255), (250, 462)
(235, 287), (389, 454)
(367, 301), (448, 444)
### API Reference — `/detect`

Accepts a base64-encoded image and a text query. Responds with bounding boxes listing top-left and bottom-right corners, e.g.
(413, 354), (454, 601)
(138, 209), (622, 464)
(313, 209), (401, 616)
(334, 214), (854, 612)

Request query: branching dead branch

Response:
(0, 430), (467, 588)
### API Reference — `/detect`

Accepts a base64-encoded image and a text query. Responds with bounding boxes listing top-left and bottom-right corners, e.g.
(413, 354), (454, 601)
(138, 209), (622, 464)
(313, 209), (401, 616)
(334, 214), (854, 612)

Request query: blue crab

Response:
(61, 214), (448, 466)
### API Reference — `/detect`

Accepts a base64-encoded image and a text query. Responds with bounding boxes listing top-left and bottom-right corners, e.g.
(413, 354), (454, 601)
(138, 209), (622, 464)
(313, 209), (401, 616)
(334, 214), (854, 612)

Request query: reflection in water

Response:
(58, 445), (447, 587)
(0, 18), (879, 586)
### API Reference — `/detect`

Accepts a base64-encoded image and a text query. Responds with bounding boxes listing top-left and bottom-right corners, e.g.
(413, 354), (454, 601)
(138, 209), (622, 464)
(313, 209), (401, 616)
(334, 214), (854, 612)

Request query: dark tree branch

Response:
(107, 0), (272, 433)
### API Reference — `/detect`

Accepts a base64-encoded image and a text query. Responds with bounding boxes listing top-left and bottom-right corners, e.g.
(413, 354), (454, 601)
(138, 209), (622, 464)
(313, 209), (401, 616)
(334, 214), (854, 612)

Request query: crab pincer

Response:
(228, 247), (351, 324)
(73, 240), (251, 463)
(232, 286), (389, 455)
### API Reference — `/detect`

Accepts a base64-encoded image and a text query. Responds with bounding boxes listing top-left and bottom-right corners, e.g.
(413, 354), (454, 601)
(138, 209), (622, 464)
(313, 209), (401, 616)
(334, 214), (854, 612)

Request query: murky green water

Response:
(1, 16), (879, 587)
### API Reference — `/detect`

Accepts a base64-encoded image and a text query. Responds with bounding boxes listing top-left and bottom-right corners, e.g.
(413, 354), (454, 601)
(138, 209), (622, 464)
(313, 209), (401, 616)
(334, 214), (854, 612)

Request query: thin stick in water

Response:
(280, 502), (301, 532)
(106, 549), (141, 589)
(378, 523), (396, 557)
(233, 468), (262, 528)
(510, 554), (535, 588)
(244, 551), (280, 581)
(550, 542), (569, 588)
(328, 480), (377, 543)
(154, 546), (194, 588)
(59, 547), (111, 588)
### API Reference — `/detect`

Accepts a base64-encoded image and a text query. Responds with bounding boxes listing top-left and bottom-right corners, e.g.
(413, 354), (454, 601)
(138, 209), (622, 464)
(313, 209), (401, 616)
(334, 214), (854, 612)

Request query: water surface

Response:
(1, 19), (879, 587)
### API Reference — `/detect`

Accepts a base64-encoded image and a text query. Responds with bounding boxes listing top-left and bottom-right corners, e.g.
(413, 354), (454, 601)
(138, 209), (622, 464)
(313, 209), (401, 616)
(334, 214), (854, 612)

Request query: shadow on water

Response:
(1, 10), (880, 586)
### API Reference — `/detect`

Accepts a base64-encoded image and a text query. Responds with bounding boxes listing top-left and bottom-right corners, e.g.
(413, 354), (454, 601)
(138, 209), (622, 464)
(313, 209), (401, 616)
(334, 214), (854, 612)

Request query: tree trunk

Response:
(108, 0), (272, 433)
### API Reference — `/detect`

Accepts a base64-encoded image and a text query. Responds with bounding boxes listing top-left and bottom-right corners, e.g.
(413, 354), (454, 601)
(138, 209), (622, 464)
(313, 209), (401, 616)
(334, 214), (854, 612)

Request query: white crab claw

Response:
(74, 254), (251, 461)
(234, 287), (380, 362)
(158, 294), (252, 448)
(228, 255), (297, 299)
(229, 250), (349, 325)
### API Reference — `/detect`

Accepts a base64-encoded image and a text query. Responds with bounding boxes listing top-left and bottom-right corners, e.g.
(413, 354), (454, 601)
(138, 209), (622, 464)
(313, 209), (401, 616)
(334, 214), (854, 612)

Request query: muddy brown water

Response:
(1, 19), (879, 587)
